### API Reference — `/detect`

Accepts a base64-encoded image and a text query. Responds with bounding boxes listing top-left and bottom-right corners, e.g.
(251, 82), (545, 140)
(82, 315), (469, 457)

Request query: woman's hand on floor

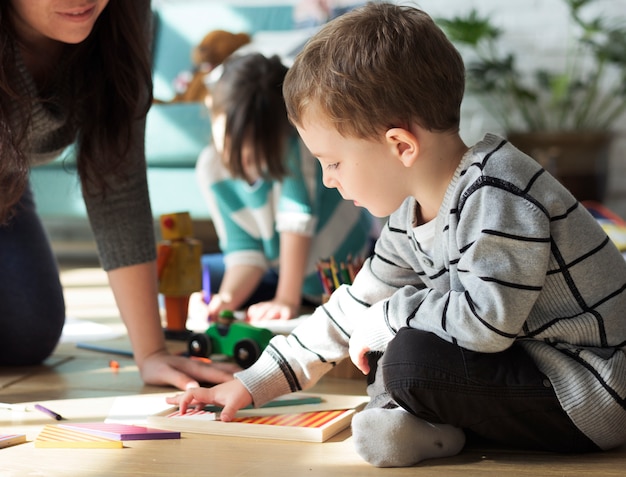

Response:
(139, 350), (241, 390)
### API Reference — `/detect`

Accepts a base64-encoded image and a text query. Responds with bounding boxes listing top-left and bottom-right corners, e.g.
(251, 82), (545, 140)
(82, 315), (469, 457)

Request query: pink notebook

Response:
(58, 422), (180, 441)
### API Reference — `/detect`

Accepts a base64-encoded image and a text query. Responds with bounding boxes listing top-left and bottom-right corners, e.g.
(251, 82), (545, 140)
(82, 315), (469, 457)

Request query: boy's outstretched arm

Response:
(166, 379), (253, 422)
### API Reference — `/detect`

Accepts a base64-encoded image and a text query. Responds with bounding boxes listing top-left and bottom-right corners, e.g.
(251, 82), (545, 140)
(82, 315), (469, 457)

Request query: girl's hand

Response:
(206, 293), (232, 321)
(188, 291), (210, 322)
(139, 350), (241, 391)
(247, 299), (299, 322)
(166, 379), (253, 422)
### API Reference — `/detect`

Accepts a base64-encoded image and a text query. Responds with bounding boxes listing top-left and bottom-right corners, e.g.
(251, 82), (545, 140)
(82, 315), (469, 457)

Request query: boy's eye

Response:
(326, 163), (339, 170)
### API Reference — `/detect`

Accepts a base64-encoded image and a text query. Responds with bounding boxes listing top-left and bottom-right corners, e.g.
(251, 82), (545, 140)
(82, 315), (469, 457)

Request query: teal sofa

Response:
(30, 2), (296, 226)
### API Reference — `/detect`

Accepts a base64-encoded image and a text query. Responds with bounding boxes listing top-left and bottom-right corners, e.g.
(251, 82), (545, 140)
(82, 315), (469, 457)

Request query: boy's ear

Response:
(385, 127), (419, 167)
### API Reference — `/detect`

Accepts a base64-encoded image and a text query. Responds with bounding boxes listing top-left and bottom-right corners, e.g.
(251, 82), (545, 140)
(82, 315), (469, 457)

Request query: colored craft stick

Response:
(329, 256), (341, 289)
(233, 409), (346, 428)
(34, 404), (64, 421)
(316, 263), (332, 295)
(76, 342), (134, 357)
(202, 395), (323, 413)
(340, 262), (352, 285)
(317, 255), (365, 294)
(345, 254), (354, 281)
(165, 408), (217, 420)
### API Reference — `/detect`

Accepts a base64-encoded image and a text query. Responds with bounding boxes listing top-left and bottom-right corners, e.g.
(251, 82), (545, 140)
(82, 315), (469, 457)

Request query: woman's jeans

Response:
(0, 184), (65, 365)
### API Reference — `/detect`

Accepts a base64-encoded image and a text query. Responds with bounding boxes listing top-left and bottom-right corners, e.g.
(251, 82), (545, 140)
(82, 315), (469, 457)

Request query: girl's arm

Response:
(208, 263), (265, 320)
(247, 231), (311, 321)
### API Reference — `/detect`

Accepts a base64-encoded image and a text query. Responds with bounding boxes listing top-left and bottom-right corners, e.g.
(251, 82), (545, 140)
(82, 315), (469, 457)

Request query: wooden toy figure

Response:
(157, 212), (203, 339)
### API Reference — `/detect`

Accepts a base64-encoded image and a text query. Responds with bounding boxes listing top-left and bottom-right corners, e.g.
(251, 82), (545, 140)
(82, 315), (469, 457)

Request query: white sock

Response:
(351, 407), (465, 467)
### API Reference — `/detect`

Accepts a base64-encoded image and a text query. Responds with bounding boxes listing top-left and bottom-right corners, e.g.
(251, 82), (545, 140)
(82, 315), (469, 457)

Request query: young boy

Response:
(168, 3), (626, 467)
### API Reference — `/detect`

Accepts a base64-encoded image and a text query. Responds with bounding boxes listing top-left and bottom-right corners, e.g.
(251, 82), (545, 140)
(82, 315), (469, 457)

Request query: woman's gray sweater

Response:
(11, 2), (155, 271)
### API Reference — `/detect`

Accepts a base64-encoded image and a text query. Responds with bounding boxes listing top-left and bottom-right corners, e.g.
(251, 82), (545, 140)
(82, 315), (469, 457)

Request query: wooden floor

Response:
(1, 261), (625, 476)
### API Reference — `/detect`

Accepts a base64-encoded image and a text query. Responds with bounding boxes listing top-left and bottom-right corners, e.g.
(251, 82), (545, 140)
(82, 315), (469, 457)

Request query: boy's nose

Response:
(322, 171), (337, 189)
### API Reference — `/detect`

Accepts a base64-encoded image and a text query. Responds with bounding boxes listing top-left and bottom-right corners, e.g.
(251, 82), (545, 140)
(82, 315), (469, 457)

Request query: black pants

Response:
(0, 184), (65, 365)
(378, 328), (599, 453)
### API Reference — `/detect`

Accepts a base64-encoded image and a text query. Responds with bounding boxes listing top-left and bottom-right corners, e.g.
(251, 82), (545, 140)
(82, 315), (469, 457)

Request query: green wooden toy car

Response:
(187, 310), (274, 368)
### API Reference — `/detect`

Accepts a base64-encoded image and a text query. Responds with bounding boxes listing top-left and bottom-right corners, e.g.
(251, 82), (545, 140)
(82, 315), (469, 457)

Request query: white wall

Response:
(410, 0), (626, 216)
(155, 0), (626, 215)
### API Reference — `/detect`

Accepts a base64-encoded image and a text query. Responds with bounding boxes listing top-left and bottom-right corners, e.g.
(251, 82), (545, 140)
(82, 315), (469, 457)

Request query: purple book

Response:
(58, 422), (180, 441)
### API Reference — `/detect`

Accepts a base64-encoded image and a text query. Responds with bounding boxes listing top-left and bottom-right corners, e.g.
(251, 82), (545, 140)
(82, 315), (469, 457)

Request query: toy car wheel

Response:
(188, 333), (212, 357)
(233, 339), (260, 368)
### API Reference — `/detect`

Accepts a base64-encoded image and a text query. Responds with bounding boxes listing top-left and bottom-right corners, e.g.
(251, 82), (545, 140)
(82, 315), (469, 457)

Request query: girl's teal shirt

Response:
(196, 134), (373, 300)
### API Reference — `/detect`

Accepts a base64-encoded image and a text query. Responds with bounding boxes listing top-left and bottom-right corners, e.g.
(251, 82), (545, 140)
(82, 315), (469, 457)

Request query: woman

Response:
(0, 0), (234, 389)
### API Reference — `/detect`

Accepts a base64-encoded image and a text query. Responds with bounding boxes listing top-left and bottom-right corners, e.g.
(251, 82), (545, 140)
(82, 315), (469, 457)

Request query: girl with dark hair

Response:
(0, 0), (234, 388)
(196, 52), (373, 322)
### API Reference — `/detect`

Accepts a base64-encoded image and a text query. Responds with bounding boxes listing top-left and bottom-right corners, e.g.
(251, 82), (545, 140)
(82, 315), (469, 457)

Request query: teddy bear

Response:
(158, 29), (251, 103)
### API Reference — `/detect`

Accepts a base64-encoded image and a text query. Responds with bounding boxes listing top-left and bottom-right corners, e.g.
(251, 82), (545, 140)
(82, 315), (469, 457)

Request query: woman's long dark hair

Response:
(0, 0), (153, 222)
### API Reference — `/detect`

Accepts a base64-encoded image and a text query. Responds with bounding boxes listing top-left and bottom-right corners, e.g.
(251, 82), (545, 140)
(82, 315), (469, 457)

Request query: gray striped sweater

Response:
(236, 133), (626, 450)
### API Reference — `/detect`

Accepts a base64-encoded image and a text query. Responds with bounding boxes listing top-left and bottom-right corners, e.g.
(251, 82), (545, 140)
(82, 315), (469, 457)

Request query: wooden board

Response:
(147, 393), (368, 443)
(149, 407), (356, 443)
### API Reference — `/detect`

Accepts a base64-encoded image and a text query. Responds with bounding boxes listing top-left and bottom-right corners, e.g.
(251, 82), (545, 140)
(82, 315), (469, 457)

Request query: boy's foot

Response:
(351, 407), (465, 467)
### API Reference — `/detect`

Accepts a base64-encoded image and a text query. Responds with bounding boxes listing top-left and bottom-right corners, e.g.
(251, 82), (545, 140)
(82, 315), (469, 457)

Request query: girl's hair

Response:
(284, 2), (465, 138)
(0, 0), (153, 222)
(210, 53), (290, 181)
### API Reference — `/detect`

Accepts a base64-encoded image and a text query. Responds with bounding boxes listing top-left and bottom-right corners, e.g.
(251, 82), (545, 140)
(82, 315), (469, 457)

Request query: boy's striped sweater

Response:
(237, 134), (626, 450)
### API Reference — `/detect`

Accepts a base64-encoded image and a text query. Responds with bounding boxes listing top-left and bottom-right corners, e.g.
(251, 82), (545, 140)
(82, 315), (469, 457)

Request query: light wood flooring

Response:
(0, 260), (625, 476)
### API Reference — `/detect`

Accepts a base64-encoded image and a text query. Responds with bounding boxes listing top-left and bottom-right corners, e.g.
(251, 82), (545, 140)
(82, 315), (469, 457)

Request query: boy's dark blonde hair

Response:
(284, 2), (465, 138)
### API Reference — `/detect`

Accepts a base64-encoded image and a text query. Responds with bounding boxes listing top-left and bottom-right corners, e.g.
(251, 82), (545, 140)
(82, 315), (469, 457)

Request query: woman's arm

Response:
(107, 261), (238, 389)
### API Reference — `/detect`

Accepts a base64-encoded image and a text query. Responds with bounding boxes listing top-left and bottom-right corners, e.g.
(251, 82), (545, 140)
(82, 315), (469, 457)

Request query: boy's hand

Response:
(166, 379), (253, 422)
(349, 338), (371, 375)
(349, 324), (373, 374)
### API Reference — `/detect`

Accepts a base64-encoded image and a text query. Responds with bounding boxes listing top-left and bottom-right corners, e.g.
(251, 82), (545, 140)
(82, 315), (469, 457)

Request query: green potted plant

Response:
(437, 0), (626, 201)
